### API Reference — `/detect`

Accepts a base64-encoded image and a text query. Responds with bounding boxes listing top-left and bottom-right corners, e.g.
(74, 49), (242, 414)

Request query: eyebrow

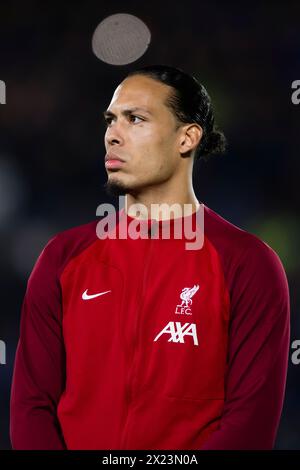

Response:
(103, 107), (153, 119)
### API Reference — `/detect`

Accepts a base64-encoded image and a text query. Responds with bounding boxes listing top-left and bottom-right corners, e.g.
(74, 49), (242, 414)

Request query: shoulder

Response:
(203, 204), (289, 294)
(48, 219), (99, 252)
(30, 219), (99, 280)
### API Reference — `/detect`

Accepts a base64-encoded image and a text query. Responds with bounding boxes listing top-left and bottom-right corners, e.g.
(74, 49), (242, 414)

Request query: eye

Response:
(103, 114), (144, 127)
(104, 116), (113, 126)
(129, 115), (144, 124)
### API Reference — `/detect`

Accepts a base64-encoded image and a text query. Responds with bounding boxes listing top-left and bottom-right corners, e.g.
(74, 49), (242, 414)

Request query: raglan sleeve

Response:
(10, 235), (67, 449)
(200, 237), (291, 450)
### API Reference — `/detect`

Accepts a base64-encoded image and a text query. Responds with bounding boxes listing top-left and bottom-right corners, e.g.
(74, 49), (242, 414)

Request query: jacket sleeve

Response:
(10, 235), (67, 449)
(201, 238), (290, 450)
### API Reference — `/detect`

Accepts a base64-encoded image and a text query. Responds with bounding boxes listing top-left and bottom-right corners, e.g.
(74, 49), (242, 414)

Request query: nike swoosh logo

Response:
(82, 289), (111, 300)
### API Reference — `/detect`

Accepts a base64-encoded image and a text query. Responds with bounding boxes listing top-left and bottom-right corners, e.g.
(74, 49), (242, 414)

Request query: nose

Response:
(105, 122), (125, 147)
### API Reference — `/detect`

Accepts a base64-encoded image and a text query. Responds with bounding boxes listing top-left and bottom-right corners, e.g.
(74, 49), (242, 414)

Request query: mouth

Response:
(105, 153), (126, 170)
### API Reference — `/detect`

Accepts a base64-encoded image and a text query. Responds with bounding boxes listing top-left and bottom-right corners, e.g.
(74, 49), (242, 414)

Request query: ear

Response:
(179, 124), (203, 155)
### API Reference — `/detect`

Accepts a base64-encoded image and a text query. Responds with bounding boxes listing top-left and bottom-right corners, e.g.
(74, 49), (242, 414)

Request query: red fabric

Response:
(10, 204), (290, 449)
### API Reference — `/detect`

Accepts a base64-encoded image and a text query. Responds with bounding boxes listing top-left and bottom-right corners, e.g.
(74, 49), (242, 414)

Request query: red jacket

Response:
(10, 204), (290, 449)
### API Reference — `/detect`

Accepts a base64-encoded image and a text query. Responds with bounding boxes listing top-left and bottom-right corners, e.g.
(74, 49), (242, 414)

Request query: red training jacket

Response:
(10, 204), (290, 449)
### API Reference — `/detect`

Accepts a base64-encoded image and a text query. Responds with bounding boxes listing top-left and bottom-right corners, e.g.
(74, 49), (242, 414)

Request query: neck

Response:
(124, 174), (200, 221)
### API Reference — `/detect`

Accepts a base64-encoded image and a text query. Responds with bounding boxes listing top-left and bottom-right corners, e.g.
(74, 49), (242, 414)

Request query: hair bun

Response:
(197, 128), (227, 161)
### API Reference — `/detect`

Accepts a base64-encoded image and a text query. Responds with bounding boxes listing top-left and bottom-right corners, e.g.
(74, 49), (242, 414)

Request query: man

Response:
(10, 65), (290, 450)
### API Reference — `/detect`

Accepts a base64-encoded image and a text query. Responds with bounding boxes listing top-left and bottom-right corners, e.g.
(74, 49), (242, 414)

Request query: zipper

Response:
(121, 222), (156, 448)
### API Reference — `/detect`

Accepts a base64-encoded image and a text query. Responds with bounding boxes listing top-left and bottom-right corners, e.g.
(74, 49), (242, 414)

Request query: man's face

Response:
(103, 75), (184, 195)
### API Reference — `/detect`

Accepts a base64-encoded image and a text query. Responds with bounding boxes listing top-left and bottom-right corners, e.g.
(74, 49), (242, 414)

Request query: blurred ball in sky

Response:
(92, 13), (151, 65)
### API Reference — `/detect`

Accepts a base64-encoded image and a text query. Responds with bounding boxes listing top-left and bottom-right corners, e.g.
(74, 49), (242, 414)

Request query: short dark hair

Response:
(125, 64), (227, 162)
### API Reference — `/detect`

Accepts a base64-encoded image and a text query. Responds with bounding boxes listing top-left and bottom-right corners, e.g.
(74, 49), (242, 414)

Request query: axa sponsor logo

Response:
(153, 321), (199, 346)
(175, 284), (200, 315)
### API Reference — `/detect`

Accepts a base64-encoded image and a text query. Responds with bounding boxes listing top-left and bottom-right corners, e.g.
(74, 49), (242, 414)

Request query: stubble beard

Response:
(103, 177), (130, 197)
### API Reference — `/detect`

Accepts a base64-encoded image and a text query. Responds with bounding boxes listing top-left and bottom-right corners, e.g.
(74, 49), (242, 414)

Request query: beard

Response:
(103, 178), (130, 197)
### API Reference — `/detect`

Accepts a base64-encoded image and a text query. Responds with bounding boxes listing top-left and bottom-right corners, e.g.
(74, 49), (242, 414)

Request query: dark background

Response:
(0, 1), (299, 449)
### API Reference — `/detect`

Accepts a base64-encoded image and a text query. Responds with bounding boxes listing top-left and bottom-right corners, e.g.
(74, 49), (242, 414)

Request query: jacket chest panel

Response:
(60, 237), (230, 402)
